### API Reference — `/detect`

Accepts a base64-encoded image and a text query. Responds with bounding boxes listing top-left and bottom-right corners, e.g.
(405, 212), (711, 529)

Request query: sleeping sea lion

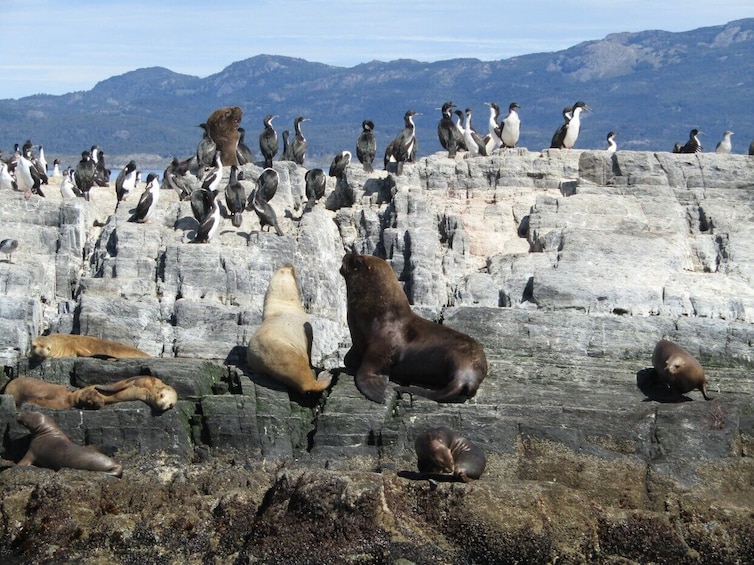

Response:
(415, 426), (486, 482)
(16, 411), (123, 477)
(340, 252), (487, 403)
(31, 334), (150, 359)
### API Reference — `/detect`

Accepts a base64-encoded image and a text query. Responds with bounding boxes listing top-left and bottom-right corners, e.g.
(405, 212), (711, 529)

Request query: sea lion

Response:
(652, 339), (712, 400)
(206, 106), (243, 166)
(247, 264), (332, 394)
(91, 376), (178, 412)
(31, 334), (150, 360)
(415, 426), (487, 482)
(16, 411), (123, 477)
(340, 252), (487, 403)
(3, 376), (177, 411)
(4, 377), (104, 410)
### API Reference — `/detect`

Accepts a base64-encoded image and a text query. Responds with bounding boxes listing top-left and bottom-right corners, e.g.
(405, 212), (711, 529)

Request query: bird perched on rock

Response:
(201, 153), (223, 195)
(60, 168), (81, 198)
(715, 130), (734, 154)
(605, 131), (618, 153)
(389, 110), (420, 175)
(92, 148), (110, 187)
(304, 168), (326, 212)
(236, 127), (254, 165)
(679, 129), (703, 153)
(74, 151), (96, 201)
(163, 155), (197, 200)
(356, 120), (376, 172)
(329, 150), (351, 181)
(115, 160), (137, 202)
(0, 238), (18, 263)
(483, 102), (503, 152)
(462, 107), (488, 157)
(259, 114), (279, 168)
(0, 162), (18, 191)
(195, 123), (217, 169)
(51, 159), (61, 178)
(15, 150), (39, 195)
(499, 102), (521, 149)
(194, 189), (221, 243)
(438, 102), (465, 159)
(225, 165), (246, 228)
(290, 116), (308, 165)
(250, 168), (282, 236)
(551, 101), (589, 149)
(128, 173), (160, 222)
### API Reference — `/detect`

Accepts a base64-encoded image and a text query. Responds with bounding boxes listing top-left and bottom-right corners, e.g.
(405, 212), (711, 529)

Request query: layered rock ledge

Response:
(0, 149), (753, 563)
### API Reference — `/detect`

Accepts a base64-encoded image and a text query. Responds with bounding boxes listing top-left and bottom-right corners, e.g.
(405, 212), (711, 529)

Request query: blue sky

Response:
(2, 0), (753, 99)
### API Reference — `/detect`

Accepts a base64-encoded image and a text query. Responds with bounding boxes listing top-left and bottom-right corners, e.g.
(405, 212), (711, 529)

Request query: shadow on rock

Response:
(636, 368), (692, 403)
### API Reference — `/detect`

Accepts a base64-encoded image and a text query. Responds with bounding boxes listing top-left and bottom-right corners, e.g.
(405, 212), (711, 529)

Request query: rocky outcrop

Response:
(1, 149), (753, 563)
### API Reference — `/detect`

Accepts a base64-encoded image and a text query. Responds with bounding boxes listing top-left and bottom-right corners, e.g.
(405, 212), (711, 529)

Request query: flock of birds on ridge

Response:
(1, 99), (752, 263)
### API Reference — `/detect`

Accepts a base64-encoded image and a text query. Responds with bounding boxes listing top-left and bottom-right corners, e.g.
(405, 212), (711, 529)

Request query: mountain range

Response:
(2, 18), (754, 167)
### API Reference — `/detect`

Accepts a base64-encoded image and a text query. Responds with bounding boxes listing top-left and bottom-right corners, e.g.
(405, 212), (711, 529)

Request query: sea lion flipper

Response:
(355, 369), (390, 403)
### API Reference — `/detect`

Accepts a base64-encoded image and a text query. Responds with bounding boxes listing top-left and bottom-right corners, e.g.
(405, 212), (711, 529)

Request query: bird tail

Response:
(363, 163), (374, 173)
(232, 213), (243, 228)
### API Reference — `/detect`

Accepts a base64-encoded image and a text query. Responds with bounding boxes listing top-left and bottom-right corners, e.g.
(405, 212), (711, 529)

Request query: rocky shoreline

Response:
(0, 148), (753, 563)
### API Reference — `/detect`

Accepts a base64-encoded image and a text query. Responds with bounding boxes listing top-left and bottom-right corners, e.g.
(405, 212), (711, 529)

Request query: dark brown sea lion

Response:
(247, 264), (332, 394)
(16, 411), (123, 477)
(31, 333), (150, 360)
(206, 106), (243, 166)
(652, 339), (712, 400)
(415, 426), (486, 482)
(340, 252), (488, 403)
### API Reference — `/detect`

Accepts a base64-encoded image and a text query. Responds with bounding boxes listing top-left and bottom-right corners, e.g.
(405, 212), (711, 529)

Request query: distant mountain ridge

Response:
(2, 18), (753, 166)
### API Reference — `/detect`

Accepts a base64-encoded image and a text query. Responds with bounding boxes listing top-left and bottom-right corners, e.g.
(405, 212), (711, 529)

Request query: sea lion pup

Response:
(247, 264), (332, 394)
(652, 339), (712, 400)
(415, 427), (486, 482)
(206, 106), (243, 166)
(4, 377), (105, 410)
(340, 253), (488, 403)
(88, 376), (178, 412)
(31, 334), (150, 360)
(16, 411), (123, 477)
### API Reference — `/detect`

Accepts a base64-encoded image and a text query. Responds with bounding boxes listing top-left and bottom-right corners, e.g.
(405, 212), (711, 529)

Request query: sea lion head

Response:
(340, 253), (410, 312)
(153, 384), (178, 411)
(424, 429), (455, 473)
(30, 336), (52, 358)
(16, 410), (50, 433)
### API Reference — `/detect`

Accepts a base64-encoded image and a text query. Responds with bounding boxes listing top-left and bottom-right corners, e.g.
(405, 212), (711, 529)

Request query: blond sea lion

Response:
(4, 377), (104, 410)
(16, 411), (123, 477)
(91, 376), (177, 412)
(340, 252), (488, 403)
(652, 339), (712, 400)
(31, 334), (150, 360)
(206, 106), (242, 166)
(415, 427), (486, 482)
(247, 264), (332, 394)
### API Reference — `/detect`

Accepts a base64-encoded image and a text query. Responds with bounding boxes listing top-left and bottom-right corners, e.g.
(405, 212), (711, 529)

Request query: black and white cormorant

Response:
(291, 116), (308, 165)
(438, 102), (465, 159)
(499, 102), (521, 149)
(0, 162), (17, 191)
(196, 123), (217, 169)
(194, 190), (221, 243)
(52, 158), (61, 178)
(225, 165), (246, 228)
(605, 131), (618, 153)
(250, 168), (282, 236)
(680, 129), (703, 153)
(15, 151), (37, 194)
(60, 168), (80, 199)
(304, 168), (326, 212)
(259, 114), (279, 168)
(551, 101), (589, 149)
(383, 139), (396, 171)
(390, 110), (420, 175)
(715, 130), (734, 154)
(37, 145), (47, 174)
(356, 120), (376, 172)
(281, 130), (292, 161)
(190, 186), (216, 224)
(201, 153), (223, 194)
(115, 160), (137, 202)
(163, 156), (197, 200)
(329, 150), (351, 180)
(463, 107), (488, 157)
(92, 148), (110, 187)
(128, 173), (161, 223)
(236, 127), (254, 165)
(484, 102), (503, 152)
(74, 151), (96, 201)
